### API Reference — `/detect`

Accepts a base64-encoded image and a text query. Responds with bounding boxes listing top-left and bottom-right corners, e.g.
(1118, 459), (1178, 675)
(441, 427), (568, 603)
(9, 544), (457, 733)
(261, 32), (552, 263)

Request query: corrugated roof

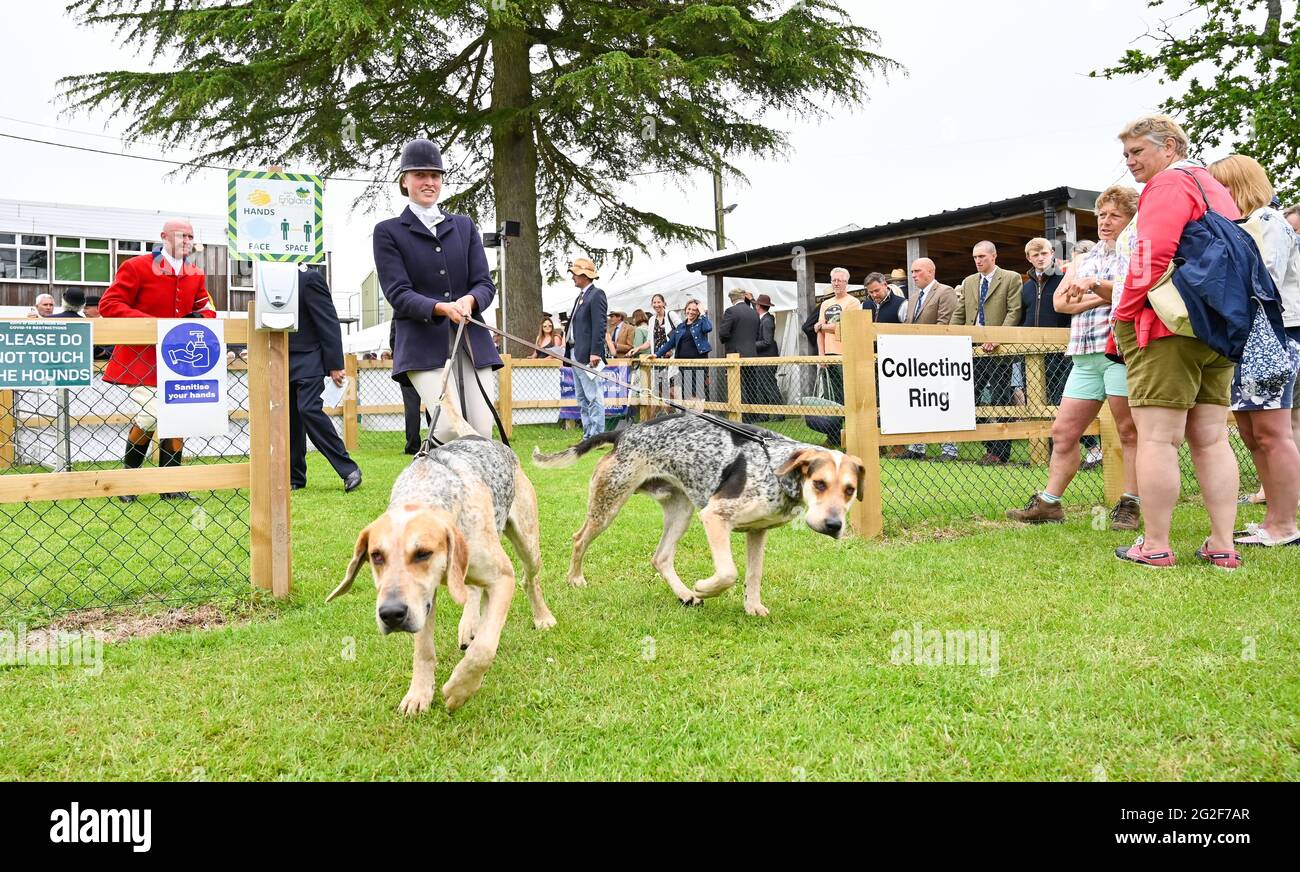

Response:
(687, 186), (1099, 274)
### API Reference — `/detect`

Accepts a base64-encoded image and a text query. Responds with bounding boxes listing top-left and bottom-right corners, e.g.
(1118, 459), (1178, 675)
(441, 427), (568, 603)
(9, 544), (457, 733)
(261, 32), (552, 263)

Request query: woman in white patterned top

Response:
(1006, 185), (1142, 528)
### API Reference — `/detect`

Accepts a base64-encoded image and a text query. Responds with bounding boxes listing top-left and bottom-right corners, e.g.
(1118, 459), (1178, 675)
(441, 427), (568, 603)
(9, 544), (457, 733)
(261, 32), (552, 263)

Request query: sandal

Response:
(1237, 493), (1267, 505)
(1195, 539), (1242, 569)
(1114, 536), (1176, 567)
(1234, 528), (1300, 547)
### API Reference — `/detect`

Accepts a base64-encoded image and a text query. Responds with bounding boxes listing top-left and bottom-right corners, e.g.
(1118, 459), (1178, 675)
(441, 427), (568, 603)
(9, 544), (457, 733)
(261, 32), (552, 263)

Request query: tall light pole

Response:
(712, 157), (738, 251)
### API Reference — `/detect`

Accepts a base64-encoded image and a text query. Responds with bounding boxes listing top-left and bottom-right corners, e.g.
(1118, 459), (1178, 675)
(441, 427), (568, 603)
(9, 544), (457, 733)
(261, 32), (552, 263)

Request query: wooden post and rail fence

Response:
(0, 305), (292, 596)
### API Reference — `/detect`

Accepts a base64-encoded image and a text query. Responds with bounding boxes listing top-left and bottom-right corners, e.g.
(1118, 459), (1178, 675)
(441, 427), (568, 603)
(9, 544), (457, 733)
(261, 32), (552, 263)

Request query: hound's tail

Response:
(532, 429), (624, 468)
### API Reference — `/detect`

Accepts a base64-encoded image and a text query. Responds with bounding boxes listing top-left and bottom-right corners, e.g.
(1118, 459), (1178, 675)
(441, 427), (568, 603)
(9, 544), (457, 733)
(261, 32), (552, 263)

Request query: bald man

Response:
(100, 218), (215, 501)
(903, 259), (957, 325)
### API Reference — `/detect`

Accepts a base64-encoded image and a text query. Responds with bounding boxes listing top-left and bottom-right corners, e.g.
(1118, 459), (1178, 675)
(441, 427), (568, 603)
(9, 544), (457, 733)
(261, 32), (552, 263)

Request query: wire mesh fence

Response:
(338, 342), (1265, 537)
(1, 343), (251, 625)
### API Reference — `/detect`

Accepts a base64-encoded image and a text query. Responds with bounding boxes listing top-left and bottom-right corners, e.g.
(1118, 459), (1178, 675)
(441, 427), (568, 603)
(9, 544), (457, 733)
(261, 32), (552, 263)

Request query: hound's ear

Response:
(776, 448), (815, 479)
(327, 523), (372, 602)
(443, 523), (470, 606)
(846, 454), (866, 501)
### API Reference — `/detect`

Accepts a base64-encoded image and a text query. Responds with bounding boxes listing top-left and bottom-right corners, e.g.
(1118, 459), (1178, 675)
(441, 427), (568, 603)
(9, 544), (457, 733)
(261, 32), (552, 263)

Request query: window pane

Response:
(0, 248), (15, 279)
(21, 249), (48, 280)
(85, 252), (110, 282)
(85, 238), (109, 250)
(55, 250), (82, 282)
(0, 233), (14, 245)
(56, 236), (79, 249)
(117, 240), (141, 251)
(21, 235), (46, 246)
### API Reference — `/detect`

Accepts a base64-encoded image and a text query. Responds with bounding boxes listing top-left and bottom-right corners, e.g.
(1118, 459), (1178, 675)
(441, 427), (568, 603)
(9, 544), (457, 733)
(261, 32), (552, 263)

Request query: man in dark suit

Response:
(289, 268), (361, 492)
(720, 288), (760, 420)
(566, 257), (608, 438)
(862, 272), (906, 323)
(391, 319), (431, 453)
(46, 288), (87, 319)
(753, 293), (781, 419)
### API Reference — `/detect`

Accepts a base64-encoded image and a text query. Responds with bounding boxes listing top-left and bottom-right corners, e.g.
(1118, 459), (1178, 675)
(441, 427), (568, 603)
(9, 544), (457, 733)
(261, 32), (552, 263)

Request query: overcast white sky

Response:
(1, 0), (1209, 310)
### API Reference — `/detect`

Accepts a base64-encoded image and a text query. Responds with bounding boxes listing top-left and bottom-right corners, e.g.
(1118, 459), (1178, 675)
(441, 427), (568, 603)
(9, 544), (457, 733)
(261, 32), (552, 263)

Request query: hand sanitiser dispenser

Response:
(254, 261), (301, 331)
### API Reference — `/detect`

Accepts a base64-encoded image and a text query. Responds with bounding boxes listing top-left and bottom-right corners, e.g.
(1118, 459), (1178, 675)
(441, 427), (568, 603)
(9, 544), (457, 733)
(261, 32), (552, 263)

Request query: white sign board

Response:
(877, 334), (976, 435)
(227, 169), (324, 263)
(154, 319), (229, 438)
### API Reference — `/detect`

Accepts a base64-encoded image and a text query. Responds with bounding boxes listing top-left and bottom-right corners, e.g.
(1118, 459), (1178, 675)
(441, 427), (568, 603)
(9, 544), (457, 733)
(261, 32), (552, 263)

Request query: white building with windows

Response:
(0, 198), (332, 315)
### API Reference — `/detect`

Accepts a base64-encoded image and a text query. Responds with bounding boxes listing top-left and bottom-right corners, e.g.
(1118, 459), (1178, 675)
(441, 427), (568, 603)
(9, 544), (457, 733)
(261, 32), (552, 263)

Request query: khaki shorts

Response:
(127, 385), (159, 430)
(1114, 320), (1233, 409)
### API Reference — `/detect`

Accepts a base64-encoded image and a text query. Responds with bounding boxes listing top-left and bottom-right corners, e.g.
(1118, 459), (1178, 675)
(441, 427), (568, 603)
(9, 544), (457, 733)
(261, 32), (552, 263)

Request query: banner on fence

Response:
(155, 319), (229, 438)
(0, 320), (93, 388)
(877, 334), (976, 434)
(559, 364), (630, 420)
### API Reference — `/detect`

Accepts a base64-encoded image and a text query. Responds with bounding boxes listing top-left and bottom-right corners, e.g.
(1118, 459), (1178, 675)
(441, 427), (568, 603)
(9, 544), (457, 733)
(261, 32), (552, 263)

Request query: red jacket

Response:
(100, 253), (215, 386)
(1114, 164), (1241, 348)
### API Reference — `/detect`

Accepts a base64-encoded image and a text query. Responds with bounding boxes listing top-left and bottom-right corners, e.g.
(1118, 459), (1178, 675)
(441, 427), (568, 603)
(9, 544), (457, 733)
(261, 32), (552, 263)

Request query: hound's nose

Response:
(823, 518), (843, 536)
(378, 602), (409, 628)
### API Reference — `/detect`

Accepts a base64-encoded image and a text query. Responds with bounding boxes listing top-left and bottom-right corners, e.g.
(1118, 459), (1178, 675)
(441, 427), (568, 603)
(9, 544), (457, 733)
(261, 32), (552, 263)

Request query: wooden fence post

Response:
(1098, 400), (1125, 506)
(638, 361), (653, 421)
(0, 390), (13, 469)
(726, 353), (742, 421)
(497, 354), (514, 441)
(342, 353), (359, 450)
(842, 308), (883, 538)
(248, 304), (292, 597)
(1024, 352), (1049, 465)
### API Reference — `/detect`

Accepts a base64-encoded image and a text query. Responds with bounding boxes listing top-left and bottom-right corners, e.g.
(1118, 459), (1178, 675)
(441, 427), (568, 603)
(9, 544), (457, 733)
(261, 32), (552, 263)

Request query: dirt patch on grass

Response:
(12, 600), (277, 657)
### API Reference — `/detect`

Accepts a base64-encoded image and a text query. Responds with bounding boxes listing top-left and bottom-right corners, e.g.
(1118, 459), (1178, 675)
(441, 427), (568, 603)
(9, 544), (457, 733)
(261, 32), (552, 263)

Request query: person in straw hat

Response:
(566, 257), (608, 438)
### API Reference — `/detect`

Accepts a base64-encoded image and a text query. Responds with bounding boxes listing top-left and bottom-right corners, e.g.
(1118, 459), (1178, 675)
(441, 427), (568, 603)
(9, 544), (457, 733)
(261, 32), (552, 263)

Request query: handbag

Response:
(1238, 301), (1300, 396)
(1147, 258), (1196, 338)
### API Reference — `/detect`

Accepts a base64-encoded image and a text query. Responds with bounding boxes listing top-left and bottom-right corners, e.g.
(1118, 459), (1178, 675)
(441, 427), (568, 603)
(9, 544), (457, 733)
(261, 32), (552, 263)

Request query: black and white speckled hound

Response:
(534, 413), (864, 616)
(327, 396), (555, 715)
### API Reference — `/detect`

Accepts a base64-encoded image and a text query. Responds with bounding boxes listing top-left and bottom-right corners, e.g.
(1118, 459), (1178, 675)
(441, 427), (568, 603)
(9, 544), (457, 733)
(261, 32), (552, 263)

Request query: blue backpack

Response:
(1170, 169), (1287, 363)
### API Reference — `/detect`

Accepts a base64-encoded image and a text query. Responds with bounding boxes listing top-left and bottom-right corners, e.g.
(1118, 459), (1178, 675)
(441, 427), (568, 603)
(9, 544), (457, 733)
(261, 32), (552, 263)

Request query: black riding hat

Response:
(397, 138), (446, 194)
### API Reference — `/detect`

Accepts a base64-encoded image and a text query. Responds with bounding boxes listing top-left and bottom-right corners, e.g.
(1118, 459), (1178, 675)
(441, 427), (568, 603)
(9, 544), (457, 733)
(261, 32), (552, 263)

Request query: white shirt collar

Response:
(407, 199), (445, 230)
(159, 248), (183, 273)
(978, 267), (996, 281)
(916, 279), (937, 296)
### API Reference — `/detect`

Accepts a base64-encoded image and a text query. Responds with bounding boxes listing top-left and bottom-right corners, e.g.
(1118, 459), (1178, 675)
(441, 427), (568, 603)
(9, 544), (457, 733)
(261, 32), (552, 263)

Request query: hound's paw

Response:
(533, 612), (558, 630)
(458, 630), (475, 651)
(744, 600), (770, 617)
(678, 594), (703, 607)
(568, 575), (588, 588)
(398, 688), (434, 716)
(692, 575), (736, 598)
(442, 675), (481, 713)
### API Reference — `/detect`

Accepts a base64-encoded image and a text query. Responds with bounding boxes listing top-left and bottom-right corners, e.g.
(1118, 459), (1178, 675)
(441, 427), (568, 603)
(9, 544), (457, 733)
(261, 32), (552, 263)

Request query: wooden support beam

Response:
(0, 463), (251, 503)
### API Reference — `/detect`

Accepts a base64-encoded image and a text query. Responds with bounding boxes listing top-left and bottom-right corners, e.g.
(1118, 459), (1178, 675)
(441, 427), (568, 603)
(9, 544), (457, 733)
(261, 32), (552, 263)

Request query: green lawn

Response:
(0, 425), (1296, 780)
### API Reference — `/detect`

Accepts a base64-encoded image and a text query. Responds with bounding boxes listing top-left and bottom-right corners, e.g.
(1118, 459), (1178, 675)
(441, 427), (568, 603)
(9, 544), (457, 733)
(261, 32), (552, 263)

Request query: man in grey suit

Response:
(952, 241), (1023, 465)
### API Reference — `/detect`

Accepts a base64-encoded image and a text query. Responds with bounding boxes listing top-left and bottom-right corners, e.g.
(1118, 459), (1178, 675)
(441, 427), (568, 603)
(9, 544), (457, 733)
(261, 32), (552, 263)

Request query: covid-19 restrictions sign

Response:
(0, 320), (93, 388)
(227, 169), (324, 263)
(154, 319), (229, 438)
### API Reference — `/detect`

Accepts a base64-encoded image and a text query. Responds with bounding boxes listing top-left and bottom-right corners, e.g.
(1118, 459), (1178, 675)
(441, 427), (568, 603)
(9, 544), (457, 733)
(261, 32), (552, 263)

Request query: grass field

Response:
(1, 425), (1296, 780)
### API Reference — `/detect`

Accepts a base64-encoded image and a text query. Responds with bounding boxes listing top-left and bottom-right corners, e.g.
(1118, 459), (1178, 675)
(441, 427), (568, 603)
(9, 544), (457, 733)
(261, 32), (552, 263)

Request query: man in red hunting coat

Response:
(100, 218), (215, 502)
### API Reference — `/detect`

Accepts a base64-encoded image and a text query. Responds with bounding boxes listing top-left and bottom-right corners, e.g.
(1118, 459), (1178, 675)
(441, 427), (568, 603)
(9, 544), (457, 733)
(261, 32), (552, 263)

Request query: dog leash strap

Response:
(466, 316), (767, 445)
(416, 318), (468, 457)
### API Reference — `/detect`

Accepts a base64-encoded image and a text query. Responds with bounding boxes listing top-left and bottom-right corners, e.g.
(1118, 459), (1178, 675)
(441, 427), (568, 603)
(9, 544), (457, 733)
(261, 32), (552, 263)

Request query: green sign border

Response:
(227, 169), (325, 264)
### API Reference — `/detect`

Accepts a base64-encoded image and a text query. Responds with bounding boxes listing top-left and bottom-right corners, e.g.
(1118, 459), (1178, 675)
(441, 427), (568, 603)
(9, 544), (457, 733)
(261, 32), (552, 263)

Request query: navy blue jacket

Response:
(864, 292), (905, 324)
(288, 268), (344, 382)
(372, 206), (500, 381)
(1020, 266), (1070, 328)
(566, 283), (608, 362)
(655, 315), (713, 357)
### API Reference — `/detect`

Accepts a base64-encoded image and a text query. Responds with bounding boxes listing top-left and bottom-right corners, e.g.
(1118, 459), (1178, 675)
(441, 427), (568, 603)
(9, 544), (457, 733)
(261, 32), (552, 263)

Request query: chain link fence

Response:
(865, 335), (1260, 529)
(1, 346), (251, 625)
